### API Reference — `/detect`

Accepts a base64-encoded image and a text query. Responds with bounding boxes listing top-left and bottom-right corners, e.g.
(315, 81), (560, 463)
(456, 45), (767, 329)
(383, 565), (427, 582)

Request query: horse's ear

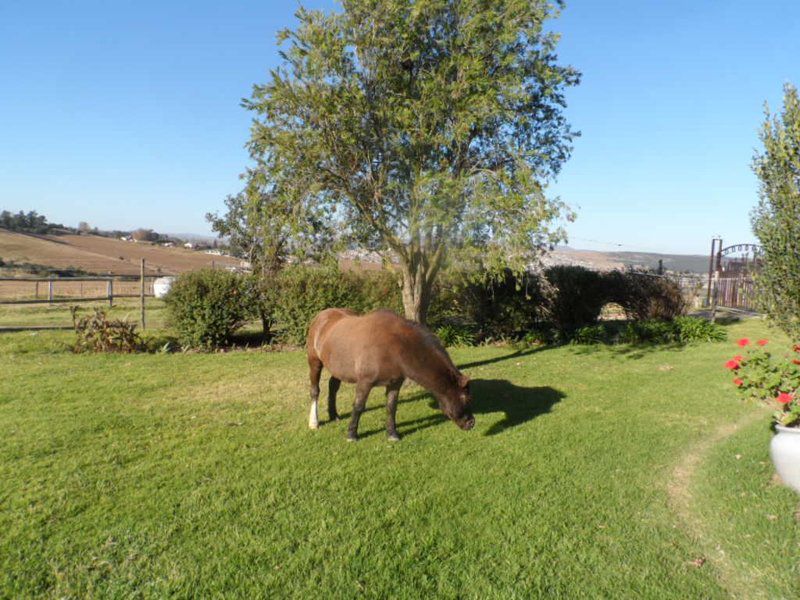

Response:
(458, 374), (470, 388)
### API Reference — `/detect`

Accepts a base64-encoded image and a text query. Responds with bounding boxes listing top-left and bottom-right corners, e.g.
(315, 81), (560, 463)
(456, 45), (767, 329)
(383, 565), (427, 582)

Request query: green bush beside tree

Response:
(164, 269), (251, 348)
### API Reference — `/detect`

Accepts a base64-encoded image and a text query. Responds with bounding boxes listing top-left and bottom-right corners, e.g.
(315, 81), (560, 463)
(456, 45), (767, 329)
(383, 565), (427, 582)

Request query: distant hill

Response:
(542, 247), (711, 274)
(1, 226), (714, 277)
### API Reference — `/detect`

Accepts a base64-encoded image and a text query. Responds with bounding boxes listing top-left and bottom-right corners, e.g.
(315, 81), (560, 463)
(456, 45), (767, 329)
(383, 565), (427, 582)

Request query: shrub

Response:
(568, 317), (724, 346)
(71, 307), (142, 353)
(618, 320), (677, 345)
(542, 266), (606, 335)
(164, 269), (250, 348)
(609, 270), (686, 321)
(270, 265), (402, 345)
(434, 323), (477, 347)
(726, 338), (800, 427)
(571, 324), (609, 345)
(429, 269), (543, 341)
(673, 316), (727, 343)
(751, 84), (800, 340)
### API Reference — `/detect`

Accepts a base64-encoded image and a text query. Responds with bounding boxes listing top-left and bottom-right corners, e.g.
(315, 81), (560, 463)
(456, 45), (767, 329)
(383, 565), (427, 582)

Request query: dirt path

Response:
(668, 409), (771, 599)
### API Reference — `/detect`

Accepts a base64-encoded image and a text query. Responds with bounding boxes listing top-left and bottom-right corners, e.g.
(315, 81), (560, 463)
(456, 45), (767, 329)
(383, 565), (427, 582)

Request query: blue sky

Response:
(1, 0), (798, 254)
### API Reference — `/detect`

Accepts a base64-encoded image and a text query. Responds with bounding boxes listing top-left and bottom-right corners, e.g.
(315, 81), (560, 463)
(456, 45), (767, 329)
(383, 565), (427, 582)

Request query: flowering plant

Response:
(725, 338), (800, 427)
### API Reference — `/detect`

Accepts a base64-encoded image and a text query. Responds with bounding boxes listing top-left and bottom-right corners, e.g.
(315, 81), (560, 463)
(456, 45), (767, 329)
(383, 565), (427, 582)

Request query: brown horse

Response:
(306, 308), (475, 441)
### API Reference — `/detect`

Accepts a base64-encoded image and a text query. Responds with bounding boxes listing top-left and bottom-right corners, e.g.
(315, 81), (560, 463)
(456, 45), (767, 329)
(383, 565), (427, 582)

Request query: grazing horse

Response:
(306, 308), (475, 441)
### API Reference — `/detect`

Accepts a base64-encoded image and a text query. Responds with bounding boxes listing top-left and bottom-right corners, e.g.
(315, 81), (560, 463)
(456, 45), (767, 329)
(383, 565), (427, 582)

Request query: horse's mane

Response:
(403, 316), (461, 382)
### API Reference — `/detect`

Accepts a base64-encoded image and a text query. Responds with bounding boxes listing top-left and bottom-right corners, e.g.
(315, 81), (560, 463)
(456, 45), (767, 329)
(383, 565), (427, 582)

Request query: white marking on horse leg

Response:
(308, 400), (319, 429)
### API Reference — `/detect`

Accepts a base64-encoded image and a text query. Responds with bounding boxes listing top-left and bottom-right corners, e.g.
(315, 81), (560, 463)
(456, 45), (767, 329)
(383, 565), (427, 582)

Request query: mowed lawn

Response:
(1, 320), (798, 598)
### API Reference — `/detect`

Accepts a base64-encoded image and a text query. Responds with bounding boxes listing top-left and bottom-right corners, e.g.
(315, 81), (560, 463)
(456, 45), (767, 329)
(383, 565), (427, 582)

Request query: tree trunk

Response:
(259, 307), (273, 340)
(401, 263), (432, 324)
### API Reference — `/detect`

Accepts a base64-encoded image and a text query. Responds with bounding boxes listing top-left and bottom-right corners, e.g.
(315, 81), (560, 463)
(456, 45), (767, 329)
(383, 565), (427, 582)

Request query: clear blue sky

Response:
(1, 0), (798, 254)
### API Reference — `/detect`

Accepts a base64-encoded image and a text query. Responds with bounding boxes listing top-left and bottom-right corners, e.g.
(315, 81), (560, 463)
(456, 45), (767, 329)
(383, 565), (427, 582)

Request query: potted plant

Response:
(725, 338), (800, 493)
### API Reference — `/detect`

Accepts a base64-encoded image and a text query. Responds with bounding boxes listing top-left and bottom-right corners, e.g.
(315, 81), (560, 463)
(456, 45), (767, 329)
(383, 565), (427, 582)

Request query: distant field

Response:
(0, 230), (243, 276)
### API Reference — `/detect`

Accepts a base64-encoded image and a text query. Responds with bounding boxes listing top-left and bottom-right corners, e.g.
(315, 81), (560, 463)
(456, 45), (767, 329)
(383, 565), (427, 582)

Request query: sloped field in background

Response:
(0, 230), (242, 276)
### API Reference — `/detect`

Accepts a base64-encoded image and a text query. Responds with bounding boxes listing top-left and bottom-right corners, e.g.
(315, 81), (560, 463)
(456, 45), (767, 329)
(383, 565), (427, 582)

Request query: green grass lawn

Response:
(1, 319), (798, 598)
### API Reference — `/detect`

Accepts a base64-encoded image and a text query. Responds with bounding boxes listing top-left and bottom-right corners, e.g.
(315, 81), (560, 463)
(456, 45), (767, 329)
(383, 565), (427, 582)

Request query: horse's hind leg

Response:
(347, 381), (372, 442)
(386, 379), (404, 442)
(308, 357), (323, 430)
(327, 377), (341, 422)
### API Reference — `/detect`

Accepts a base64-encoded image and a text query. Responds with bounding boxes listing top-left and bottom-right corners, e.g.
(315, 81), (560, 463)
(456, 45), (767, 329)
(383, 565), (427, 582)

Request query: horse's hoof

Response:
(346, 435), (358, 442)
(329, 415), (340, 422)
(309, 425), (320, 430)
(388, 434), (401, 442)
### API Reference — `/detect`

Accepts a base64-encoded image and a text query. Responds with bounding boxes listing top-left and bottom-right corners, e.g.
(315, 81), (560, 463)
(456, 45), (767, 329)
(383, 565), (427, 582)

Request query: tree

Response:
(242, 0), (579, 323)
(0, 210), (49, 233)
(77, 221), (92, 234)
(752, 83), (800, 340)
(207, 168), (331, 334)
(131, 228), (158, 242)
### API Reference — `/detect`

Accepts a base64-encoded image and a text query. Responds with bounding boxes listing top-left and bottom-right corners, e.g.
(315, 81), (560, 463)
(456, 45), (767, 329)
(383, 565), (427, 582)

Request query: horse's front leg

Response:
(347, 381), (372, 442)
(386, 379), (404, 441)
(308, 358), (323, 430)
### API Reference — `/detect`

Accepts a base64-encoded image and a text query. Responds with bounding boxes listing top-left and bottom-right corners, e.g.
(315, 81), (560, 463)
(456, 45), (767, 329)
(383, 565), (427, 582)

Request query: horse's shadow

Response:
(349, 379), (564, 439)
(470, 379), (564, 436)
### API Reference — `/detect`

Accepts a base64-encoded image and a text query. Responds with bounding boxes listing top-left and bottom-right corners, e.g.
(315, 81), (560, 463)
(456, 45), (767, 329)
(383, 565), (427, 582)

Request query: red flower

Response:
(793, 359), (800, 366)
(733, 377), (744, 387)
(776, 392), (794, 404)
(733, 355), (744, 362)
(737, 338), (751, 347)
(794, 344), (800, 353)
(725, 359), (741, 370)
(757, 339), (768, 347)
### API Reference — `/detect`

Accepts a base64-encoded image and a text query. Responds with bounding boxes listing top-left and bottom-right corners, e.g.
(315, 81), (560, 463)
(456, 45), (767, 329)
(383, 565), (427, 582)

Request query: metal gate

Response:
(707, 239), (762, 313)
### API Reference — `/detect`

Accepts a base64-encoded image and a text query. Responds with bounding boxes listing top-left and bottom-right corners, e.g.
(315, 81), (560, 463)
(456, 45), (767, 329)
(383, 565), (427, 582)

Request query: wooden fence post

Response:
(140, 259), (146, 330)
(35, 281), (39, 299)
(48, 280), (53, 304)
(107, 279), (114, 307)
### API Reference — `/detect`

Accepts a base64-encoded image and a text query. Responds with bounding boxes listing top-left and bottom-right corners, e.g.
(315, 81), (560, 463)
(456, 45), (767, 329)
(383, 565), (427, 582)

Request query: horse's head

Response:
(438, 373), (475, 431)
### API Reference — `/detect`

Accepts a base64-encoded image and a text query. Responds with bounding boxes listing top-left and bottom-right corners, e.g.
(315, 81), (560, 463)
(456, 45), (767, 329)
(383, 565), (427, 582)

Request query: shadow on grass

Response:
(569, 342), (688, 360)
(349, 378), (564, 439)
(455, 345), (549, 370)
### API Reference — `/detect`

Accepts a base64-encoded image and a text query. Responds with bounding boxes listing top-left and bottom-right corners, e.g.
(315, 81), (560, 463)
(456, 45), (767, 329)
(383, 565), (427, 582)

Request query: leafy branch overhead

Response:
(242, 0), (580, 321)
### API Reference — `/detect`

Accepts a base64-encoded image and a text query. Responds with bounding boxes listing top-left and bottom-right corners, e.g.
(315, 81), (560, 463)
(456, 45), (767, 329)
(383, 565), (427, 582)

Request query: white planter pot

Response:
(153, 276), (176, 299)
(770, 425), (800, 494)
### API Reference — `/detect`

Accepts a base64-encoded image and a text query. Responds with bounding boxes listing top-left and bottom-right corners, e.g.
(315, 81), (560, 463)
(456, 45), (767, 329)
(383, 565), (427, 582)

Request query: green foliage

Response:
(607, 270), (686, 321)
(164, 269), (250, 348)
(542, 266), (606, 335)
(571, 324), (609, 345)
(270, 265), (402, 344)
(726, 339), (800, 427)
(431, 266), (692, 342)
(71, 307), (142, 353)
(673, 316), (727, 343)
(429, 269), (543, 341)
(434, 323), (477, 347)
(752, 83), (800, 341)
(570, 317), (725, 346)
(0, 209), (59, 234)
(242, 0), (580, 321)
(618, 320), (679, 345)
